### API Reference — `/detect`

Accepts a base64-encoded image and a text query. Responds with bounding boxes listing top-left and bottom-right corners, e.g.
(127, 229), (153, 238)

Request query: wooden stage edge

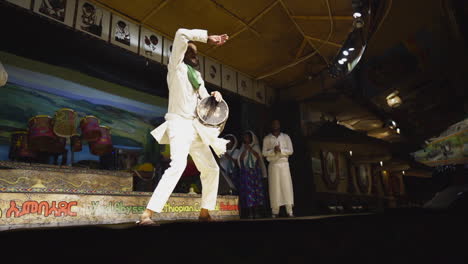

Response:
(0, 161), (240, 231)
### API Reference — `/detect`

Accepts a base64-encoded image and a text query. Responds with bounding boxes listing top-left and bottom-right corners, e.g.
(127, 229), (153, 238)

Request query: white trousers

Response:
(146, 118), (219, 213)
(268, 160), (294, 214)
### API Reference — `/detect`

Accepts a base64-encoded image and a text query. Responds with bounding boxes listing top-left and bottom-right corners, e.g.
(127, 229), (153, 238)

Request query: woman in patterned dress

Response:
(238, 130), (267, 218)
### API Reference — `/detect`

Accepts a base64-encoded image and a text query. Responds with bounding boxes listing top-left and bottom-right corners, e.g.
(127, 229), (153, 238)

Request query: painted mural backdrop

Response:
(413, 130), (468, 166)
(0, 65), (167, 164)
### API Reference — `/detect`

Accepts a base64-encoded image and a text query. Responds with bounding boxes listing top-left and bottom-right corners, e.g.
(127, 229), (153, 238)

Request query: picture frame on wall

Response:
(162, 38), (173, 65)
(139, 27), (163, 63)
(321, 150), (339, 190)
(204, 57), (221, 87)
(33, 0), (76, 27)
(357, 164), (371, 194)
(6, 0), (31, 9)
(75, 0), (111, 41)
(237, 73), (253, 99)
(253, 80), (266, 104)
(110, 14), (139, 53)
(221, 65), (237, 93)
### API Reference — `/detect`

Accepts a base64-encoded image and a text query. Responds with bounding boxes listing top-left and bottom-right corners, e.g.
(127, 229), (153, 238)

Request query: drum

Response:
(53, 108), (77, 137)
(9, 131), (36, 161)
(89, 126), (113, 156)
(28, 115), (57, 152)
(196, 96), (229, 131)
(80, 115), (101, 142)
(70, 134), (82, 152)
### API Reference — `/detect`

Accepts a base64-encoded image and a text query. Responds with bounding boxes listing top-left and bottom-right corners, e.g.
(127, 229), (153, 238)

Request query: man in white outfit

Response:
(139, 28), (229, 225)
(262, 120), (295, 218)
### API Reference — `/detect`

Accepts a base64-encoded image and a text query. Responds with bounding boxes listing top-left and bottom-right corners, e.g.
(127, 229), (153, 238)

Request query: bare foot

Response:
(198, 208), (215, 222)
(137, 209), (160, 226)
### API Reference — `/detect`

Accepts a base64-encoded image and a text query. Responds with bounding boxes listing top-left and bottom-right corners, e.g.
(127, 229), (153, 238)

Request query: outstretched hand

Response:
(208, 34), (229, 46)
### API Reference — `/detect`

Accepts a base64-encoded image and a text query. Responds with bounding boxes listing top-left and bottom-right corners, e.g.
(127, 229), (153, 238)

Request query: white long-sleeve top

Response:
(150, 28), (229, 156)
(262, 133), (294, 163)
(167, 28), (210, 119)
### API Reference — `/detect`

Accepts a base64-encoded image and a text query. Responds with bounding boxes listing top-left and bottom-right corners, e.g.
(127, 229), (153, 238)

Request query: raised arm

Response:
(169, 29), (228, 69)
(168, 28), (208, 70)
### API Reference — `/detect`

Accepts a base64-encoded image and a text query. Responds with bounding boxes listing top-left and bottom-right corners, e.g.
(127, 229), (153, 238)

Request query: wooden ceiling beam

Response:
(278, 0), (329, 65)
(209, 0), (260, 37)
(305, 36), (342, 48)
(206, 0), (280, 53)
(292, 15), (353, 21)
(141, 0), (170, 24)
(257, 0), (336, 80)
(295, 38), (308, 59)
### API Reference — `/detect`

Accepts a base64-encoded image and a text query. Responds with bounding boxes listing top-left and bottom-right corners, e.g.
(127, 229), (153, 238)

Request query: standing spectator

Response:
(262, 120), (295, 217)
(238, 130), (267, 218)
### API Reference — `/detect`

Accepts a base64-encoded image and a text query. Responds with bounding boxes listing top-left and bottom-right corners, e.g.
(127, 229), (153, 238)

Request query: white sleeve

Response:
(0, 61), (8, 87)
(168, 28), (208, 71)
(262, 136), (275, 157)
(280, 135), (293, 156)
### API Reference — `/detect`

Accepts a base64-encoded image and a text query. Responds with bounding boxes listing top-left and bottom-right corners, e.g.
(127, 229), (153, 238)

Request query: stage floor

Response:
(1, 210), (466, 263)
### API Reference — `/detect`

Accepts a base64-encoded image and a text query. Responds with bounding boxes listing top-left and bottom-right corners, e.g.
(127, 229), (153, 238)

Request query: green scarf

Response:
(186, 64), (201, 91)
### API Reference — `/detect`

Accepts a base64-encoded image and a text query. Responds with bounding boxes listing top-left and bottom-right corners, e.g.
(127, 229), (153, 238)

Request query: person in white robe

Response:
(138, 28), (229, 225)
(262, 120), (295, 217)
(0, 61), (7, 87)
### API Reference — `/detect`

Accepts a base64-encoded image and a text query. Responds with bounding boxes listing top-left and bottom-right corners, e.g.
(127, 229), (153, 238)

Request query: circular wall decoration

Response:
(321, 151), (339, 190)
(357, 164), (370, 194)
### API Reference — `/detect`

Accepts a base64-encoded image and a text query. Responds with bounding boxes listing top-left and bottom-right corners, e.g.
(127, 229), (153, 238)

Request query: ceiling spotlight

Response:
(387, 119), (397, 129)
(386, 91), (403, 108)
(343, 50), (349, 56)
(380, 161), (383, 167)
(353, 12), (362, 18)
(338, 60), (345, 65)
(341, 58), (348, 62)
(396, 128), (401, 134)
(402, 170), (405, 175)
(349, 150), (353, 156)
(348, 48), (355, 51)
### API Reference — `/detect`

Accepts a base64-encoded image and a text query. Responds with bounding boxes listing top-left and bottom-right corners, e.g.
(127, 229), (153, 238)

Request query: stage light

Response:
(353, 12), (362, 18)
(387, 119), (397, 129)
(396, 128), (401, 134)
(338, 60), (345, 65)
(402, 170), (405, 175)
(349, 150), (353, 156)
(380, 161), (383, 167)
(343, 50), (349, 56)
(341, 58), (348, 62)
(386, 91), (402, 108)
(348, 48), (355, 51)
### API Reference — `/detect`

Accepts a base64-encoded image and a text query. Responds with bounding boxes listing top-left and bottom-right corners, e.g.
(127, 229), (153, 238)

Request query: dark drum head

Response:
(196, 97), (229, 127)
